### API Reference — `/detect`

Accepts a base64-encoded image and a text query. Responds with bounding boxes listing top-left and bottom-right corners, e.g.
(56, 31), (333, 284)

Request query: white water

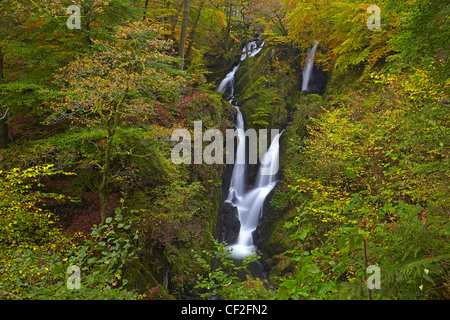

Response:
(241, 41), (265, 61)
(217, 40), (282, 259)
(216, 40), (266, 96)
(301, 40), (319, 92)
(227, 132), (282, 258)
(217, 64), (240, 96)
(226, 108), (246, 204)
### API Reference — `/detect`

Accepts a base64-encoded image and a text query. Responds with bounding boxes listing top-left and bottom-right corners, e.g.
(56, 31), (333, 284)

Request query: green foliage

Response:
(131, 174), (223, 297)
(0, 165), (75, 245)
(1, 0), (448, 301)
(172, 91), (232, 128)
(243, 76), (287, 128)
(0, 165), (141, 299)
(59, 209), (141, 299)
(283, 0), (390, 74)
(1, 124), (180, 191)
(195, 242), (271, 299)
(384, 0), (450, 83)
(1, 208), (141, 299)
(270, 74), (449, 300)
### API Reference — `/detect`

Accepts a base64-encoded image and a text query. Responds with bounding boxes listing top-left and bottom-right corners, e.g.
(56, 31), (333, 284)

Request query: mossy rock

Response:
(232, 44), (304, 131)
(235, 47), (274, 95)
(123, 245), (176, 300)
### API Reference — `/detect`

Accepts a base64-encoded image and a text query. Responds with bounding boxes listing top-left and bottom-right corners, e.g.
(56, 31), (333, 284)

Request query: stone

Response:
(218, 201), (241, 245)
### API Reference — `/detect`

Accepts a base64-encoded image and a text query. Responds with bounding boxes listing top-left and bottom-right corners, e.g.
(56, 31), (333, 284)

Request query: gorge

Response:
(216, 39), (320, 260)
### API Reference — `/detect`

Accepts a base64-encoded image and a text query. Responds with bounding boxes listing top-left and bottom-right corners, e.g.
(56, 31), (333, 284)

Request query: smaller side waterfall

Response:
(301, 40), (320, 92)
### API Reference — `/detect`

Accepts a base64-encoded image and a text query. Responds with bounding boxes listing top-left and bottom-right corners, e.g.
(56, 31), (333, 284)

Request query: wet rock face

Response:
(216, 162), (241, 246)
(306, 64), (328, 96)
(218, 201), (241, 245)
(254, 188), (279, 257)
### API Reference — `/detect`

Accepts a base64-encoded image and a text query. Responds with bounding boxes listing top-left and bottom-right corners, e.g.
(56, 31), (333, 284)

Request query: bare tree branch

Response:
(0, 107), (9, 121)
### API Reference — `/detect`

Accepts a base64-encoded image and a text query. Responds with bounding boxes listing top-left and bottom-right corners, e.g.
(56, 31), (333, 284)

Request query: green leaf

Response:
(280, 279), (297, 290)
(306, 263), (320, 274)
(317, 282), (333, 295)
(284, 221), (294, 228)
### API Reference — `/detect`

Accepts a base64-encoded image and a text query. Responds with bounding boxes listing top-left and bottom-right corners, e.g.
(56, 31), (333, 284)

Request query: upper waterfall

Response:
(217, 40), (265, 96)
(217, 64), (240, 97)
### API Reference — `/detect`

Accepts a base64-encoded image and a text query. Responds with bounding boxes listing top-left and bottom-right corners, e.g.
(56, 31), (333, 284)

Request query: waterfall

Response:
(241, 41), (265, 61)
(228, 131), (283, 258)
(301, 40), (319, 92)
(217, 40), (282, 259)
(226, 107), (246, 204)
(217, 64), (240, 97)
(216, 40), (266, 96)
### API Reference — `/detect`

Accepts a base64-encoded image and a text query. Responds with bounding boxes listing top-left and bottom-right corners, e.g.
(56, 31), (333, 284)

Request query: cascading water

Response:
(301, 40), (320, 92)
(217, 64), (240, 97)
(226, 108), (246, 204)
(227, 132), (283, 258)
(217, 41), (265, 97)
(241, 41), (265, 61)
(217, 40), (282, 259)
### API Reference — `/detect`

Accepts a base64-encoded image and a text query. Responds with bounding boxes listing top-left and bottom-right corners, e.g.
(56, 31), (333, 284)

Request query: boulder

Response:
(218, 201), (241, 245)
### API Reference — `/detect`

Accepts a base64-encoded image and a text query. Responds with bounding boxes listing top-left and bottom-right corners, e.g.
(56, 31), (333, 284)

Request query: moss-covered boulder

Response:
(233, 44), (302, 131)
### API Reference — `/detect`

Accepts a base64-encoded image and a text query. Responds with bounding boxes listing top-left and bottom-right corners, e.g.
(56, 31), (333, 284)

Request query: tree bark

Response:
(185, 0), (204, 64)
(99, 132), (112, 224)
(0, 114), (7, 149)
(0, 49), (8, 149)
(99, 92), (127, 224)
(272, 14), (287, 36)
(143, 0), (150, 21)
(178, 0), (190, 70)
(170, 0), (184, 40)
(241, 6), (250, 82)
(83, 5), (93, 45)
(224, 3), (232, 54)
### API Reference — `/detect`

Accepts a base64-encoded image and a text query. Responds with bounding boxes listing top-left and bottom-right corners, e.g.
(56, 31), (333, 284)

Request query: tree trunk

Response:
(0, 49), (8, 149)
(98, 92), (127, 224)
(99, 134), (112, 224)
(0, 116), (8, 149)
(178, 0), (190, 70)
(224, 3), (232, 54)
(241, 8), (250, 82)
(170, 0), (184, 40)
(185, 0), (204, 64)
(143, 0), (150, 21)
(83, 5), (93, 45)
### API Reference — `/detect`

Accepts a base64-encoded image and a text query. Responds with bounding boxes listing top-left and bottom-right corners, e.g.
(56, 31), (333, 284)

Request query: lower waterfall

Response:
(226, 129), (282, 258)
(217, 40), (282, 259)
